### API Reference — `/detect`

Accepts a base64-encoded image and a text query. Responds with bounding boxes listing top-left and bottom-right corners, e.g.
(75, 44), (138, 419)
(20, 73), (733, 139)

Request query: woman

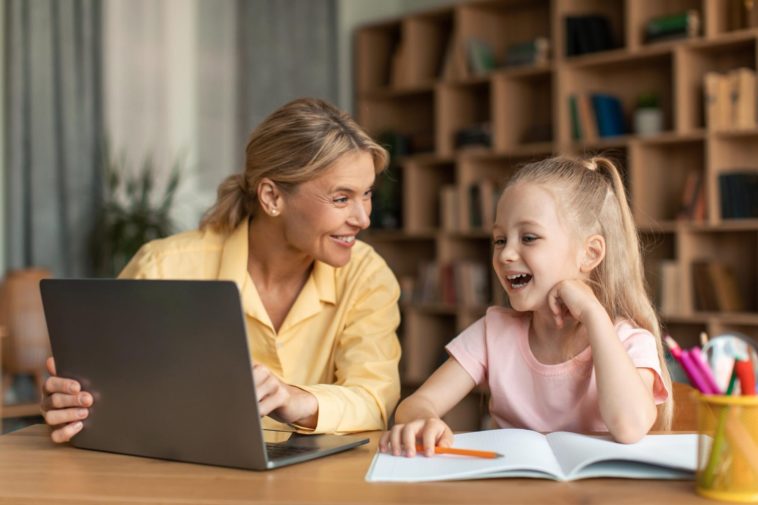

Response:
(41, 98), (402, 442)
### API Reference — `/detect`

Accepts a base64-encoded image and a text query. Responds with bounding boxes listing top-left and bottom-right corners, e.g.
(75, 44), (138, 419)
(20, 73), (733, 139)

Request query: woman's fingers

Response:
(42, 391), (92, 412)
(46, 356), (57, 376)
(43, 406), (89, 427)
(49, 421), (84, 444)
(253, 365), (289, 416)
(43, 375), (81, 396)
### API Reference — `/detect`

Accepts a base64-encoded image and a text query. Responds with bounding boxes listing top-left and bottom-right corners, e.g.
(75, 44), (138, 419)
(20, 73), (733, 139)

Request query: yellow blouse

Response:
(119, 219), (401, 434)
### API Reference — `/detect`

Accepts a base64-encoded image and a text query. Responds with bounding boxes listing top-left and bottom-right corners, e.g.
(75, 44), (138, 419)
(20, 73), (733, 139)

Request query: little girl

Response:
(380, 155), (673, 456)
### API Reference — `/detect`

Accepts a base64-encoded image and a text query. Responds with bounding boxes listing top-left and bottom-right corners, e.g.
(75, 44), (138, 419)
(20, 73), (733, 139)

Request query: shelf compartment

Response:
(403, 159), (455, 233)
(678, 229), (758, 315)
(629, 137), (706, 227)
(627, 0), (703, 51)
(704, 0), (758, 38)
(675, 36), (756, 131)
(355, 20), (402, 93)
(436, 81), (491, 157)
(560, 51), (673, 145)
(492, 71), (554, 151)
(456, 0), (551, 79)
(399, 311), (455, 385)
(708, 133), (758, 223)
(358, 93), (436, 156)
(555, 0), (625, 60)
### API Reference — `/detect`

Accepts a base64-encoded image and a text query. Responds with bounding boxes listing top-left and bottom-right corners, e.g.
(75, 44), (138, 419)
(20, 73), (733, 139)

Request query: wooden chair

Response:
(0, 268), (53, 421)
(671, 381), (698, 431)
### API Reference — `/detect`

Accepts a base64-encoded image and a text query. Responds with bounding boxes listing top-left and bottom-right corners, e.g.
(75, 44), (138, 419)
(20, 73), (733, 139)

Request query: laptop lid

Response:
(40, 279), (368, 470)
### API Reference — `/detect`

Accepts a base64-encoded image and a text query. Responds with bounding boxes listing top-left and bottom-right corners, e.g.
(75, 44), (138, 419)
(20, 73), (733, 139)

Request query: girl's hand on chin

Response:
(547, 279), (600, 327)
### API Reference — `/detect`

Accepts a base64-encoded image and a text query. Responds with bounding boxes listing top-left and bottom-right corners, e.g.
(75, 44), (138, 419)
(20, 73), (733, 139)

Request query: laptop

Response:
(40, 279), (369, 470)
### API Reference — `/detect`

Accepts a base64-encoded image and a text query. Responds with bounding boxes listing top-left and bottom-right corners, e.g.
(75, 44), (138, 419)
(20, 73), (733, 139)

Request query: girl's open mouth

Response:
(506, 273), (532, 289)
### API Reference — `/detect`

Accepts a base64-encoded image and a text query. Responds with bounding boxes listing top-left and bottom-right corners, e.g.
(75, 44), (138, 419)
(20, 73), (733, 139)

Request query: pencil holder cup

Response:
(695, 394), (758, 502)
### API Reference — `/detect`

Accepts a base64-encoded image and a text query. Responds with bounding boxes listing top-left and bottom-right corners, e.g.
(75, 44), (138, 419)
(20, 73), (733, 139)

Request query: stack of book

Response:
(568, 93), (625, 141)
(719, 171), (758, 219)
(644, 10), (700, 44)
(503, 37), (550, 67)
(691, 261), (745, 312)
(677, 170), (706, 222)
(704, 68), (757, 130)
(414, 260), (490, 308)
(564, 15), (615, 57)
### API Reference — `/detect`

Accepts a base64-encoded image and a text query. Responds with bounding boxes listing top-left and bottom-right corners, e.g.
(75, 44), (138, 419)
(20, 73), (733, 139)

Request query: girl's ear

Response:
(257, 177), (284, 217)
(580, 234), (606, 273)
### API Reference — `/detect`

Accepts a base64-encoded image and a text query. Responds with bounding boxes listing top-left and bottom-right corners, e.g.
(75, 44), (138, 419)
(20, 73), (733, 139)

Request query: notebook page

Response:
(365, 429), (563, 482)
(545, 432), (697, 480)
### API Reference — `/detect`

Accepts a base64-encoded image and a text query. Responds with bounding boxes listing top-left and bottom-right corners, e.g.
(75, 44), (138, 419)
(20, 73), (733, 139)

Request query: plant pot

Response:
(634, 107), (663, 136)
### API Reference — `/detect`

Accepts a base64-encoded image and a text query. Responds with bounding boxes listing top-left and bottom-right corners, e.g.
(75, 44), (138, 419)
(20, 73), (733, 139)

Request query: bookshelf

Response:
(356, 0), (758, 431)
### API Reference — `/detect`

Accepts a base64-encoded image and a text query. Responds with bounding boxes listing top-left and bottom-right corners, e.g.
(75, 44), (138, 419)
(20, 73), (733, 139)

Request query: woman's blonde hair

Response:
(505, 155), (673, 430)
(200, 97), (389, 233)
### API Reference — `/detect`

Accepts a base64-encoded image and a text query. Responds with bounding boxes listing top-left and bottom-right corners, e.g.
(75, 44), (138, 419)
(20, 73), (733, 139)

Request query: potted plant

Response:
(89, 148), (182, 277)
(634, 92), (664, 136)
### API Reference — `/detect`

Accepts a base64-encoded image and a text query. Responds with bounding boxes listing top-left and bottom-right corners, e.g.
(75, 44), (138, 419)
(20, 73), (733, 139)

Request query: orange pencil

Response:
(415, 444), (502, 459)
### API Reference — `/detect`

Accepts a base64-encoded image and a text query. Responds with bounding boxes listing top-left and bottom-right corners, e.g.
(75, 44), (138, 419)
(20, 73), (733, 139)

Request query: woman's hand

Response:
(253, 364), (319, 428)
(378, 418), (453, 457)
(40, 357), (93, 443)
(547, 278), (603, 328)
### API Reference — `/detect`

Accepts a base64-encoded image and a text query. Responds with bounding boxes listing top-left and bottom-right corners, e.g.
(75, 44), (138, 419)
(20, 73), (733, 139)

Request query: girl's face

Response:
(279, 150), (375, 268)
(492, 182), (586, 312)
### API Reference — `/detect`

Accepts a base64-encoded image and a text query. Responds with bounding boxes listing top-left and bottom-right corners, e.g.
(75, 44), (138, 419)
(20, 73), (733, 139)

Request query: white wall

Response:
(336, 0), (463, 114)
(0, 0), (6, 273)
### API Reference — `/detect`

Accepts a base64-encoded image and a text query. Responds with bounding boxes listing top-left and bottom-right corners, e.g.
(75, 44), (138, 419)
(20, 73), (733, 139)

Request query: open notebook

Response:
(366, 429), (697, 482)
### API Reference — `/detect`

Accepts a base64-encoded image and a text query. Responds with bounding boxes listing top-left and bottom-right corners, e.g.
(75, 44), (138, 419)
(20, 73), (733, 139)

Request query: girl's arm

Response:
(550, 280), (657, 443)
(379, 358), (475, 457)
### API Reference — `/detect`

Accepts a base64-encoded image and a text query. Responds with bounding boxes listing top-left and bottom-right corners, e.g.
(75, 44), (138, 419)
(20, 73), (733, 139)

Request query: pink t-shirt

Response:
(445, 307), (669, 433)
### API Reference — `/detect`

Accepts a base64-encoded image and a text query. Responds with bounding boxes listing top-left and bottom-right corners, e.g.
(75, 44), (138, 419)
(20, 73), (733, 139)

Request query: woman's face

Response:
(279, 150), (375, 267)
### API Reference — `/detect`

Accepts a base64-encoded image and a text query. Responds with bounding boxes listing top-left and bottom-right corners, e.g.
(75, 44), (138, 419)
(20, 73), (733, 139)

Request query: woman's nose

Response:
(349, 200), (371, 229)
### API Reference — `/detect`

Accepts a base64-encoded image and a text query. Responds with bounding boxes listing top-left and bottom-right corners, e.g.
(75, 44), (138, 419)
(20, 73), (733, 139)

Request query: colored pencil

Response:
(415, 444), (502, 459)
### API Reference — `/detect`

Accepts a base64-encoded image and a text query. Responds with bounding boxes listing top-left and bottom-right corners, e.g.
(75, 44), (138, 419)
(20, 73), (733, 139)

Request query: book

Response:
(467, 38), (496, 76)
(728, 68), (756, 129)
(365, 429), (697, 482)
(644, 10), (700, 43)
(591, 93), (625, 137)
(704, 72), (731, 130)
(568, 95), (581, 140)
(503, 37), (550, 67)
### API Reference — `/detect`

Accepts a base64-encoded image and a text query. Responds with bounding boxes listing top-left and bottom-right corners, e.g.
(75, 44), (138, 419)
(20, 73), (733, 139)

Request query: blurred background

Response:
(0, 0), (459, 432)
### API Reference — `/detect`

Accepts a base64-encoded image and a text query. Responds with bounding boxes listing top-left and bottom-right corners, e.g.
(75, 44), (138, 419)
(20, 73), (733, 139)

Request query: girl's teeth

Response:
(506, 273), (532, 288)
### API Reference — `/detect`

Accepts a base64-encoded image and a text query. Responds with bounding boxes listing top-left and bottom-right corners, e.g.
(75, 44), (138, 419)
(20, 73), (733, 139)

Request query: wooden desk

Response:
(0, 425), (712, 504)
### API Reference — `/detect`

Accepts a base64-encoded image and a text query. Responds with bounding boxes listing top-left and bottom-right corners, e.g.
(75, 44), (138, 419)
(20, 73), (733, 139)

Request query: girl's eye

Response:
(522, 234), (537, 243)
(492, 237), (506, 247)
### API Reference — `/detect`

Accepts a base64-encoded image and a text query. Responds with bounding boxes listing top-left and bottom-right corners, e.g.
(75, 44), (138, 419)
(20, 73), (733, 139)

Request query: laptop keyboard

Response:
(265, 443), (316, 459)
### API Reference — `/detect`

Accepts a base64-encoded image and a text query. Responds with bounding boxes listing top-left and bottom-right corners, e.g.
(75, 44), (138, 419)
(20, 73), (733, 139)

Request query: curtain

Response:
(4, 0), (103, 276)
(235, 0), (338, 150)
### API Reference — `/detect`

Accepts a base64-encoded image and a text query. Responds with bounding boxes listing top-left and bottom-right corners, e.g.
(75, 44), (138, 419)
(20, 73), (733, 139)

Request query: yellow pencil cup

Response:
(695, 394), (758, 503)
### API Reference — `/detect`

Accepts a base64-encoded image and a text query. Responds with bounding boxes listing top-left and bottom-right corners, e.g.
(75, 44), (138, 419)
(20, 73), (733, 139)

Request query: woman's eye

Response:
(334, 196), (349, 204)
(363, 189), (373, 199)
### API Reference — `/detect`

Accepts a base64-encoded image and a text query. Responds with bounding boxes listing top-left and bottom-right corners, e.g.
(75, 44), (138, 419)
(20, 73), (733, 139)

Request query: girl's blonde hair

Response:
(505, 155), (673, 430)
(200, 97), (389, 233)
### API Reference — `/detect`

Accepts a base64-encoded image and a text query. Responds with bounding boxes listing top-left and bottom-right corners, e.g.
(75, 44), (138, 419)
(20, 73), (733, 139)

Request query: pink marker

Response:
(689, 346), (722, 394)
(664, 336), (713, 394)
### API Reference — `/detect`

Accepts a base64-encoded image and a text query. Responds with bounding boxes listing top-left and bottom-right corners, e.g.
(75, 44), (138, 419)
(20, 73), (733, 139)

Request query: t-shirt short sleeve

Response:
(445, 317), (487, 385)
(620, 324), (669, 404)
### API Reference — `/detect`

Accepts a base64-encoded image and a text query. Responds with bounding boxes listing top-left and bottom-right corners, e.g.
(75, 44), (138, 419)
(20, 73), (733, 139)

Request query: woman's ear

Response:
(580, 234), (606, 273)
(257, 178), (283, 217)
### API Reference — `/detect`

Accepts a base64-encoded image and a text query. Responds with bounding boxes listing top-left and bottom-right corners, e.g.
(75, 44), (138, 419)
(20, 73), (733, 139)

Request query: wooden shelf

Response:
(2, 403), (40, 419)
(357, 0), (758, 430)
